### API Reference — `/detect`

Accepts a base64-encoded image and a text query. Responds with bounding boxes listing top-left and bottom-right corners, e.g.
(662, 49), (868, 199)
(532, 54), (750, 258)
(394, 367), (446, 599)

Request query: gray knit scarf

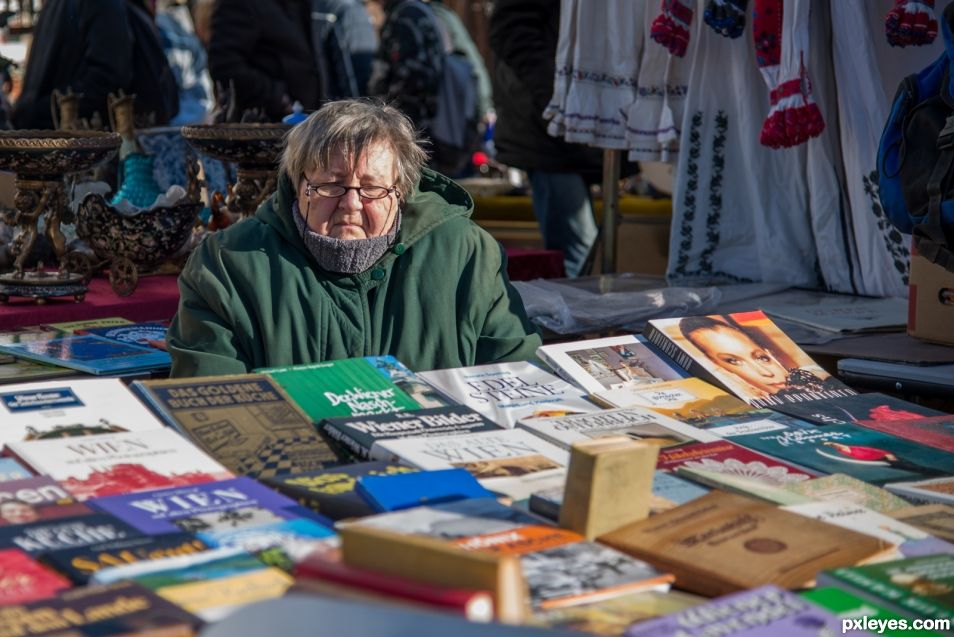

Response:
(292, 200), (401, 274)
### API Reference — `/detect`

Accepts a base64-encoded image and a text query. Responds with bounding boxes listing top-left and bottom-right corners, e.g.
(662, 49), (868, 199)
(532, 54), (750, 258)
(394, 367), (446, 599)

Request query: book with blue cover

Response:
(0, 333), (170, 375)
(356, 468), (497, 512)
(199, 517), (335, 563)
(89, 477), (303, 535)
(77, 321), (169, 348)
(0, 457), (31, 482)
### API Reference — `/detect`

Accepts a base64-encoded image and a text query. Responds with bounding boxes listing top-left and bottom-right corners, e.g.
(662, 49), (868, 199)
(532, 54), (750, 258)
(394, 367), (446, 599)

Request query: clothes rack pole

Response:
(601, 149), (622, 274)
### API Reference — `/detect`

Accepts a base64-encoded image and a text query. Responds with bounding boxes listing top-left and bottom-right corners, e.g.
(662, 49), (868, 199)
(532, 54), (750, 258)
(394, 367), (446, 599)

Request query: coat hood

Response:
(255, 167), (475, 268)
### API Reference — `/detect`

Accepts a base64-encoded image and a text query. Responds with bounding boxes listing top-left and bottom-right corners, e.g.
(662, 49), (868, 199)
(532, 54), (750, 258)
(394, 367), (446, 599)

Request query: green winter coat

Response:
(167, 169), (542, 377)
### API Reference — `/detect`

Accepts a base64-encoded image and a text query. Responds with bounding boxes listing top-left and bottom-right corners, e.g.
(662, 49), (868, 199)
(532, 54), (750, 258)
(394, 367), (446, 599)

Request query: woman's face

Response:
(298, 143), (400, 240)
(691, 325), (789, 395)
(0, 501), (37, 525)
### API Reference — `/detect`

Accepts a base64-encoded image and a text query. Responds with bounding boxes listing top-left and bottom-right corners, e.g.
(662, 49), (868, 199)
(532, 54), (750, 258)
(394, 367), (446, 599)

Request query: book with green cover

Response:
(780, 474), (912, 513)
(802, 587), (943, 636)
(817, 554), (954, 621)
(259, 357), (423, 422)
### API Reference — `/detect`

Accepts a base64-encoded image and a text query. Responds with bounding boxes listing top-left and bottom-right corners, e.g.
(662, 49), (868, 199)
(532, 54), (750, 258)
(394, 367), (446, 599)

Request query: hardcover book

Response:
(598, 491), (892, 597)
(132, 374), (340, 479)
(0, 358), (75, 384)
(817, 554), (954, 621)
(418, 361), (598, 429)
(0, 457), (31, 482)
(77, 321), (169, 347)
(536, 334), (687, 393)
(375, 429), (570, 500)
(356, 467), (497, 512)
(889, 505), (954, 543)
(260, 357), (423, 421)
(321, 405), (503, 462)
(779, 473), (912, 513)
(654, 440), (815, 486)
(0, 513), (139, 555)
(771, 393), (954, 454)
(0, 333), (171, 375)
(0, 378), (166, 445)
(89, 476), (303, 534)
(0, 476), (91, 525)
(714, 422), (954, 486)
(41, 317), (133, 333)
(887, 477), (954, 505)
(197, 517), (336, 562)
(590, 377), (756, 426)
(516, 406), (720, 451)
(0, 548), (71, 604)
(643, 310), (856, 408)
(7, 429), (233, 500)
(0, 580), (202, 637)
(40, 532), (211, 584)
(364, 355), (453, 408)
(624, 585), (868, 637)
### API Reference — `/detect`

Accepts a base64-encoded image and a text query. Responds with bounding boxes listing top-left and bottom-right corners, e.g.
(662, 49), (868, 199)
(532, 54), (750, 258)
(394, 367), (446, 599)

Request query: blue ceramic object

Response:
(111, 153), (163, 208)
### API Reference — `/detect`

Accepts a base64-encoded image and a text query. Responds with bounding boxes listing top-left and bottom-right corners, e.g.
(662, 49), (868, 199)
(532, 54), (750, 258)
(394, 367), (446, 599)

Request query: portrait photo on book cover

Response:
(657, 311), (843, 405)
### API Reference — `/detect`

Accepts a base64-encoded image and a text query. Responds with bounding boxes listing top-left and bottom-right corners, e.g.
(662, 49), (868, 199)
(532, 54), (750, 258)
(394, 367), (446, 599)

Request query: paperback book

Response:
(598, 491), (891, 597)
(590, 377), (756, 426)
(356, 467), (497, 512)
(516, 406), (719, 451)
(418, 361), (598, 428)
(7, 428), (234, 500)
(262, 461), (418, 520)
(0, 548), (71, 604)
(374, 429), (569, 500)
(41, 317), (133, 333)
(817, 554), (954, 621)
(0, 457), (31, 482)
(0, 378), (166, 445)
(713, 421), (954, 485)
(625, 585), (868, 637)
(89, 476), (303, 534)
(779, 473), (912, 513)
(0, 513), (139, 555)
(0, 476), (91, 524)
(654, 439), (815, 486)
(0, 332), (171, 375)
(890, 505), (954, 543)
(40, 532), (211, 584)
(321, 405), (503, 462)
(132, 374), (340, 479)
(77, 321), (169, 347)
(365, 355), (453, 408)
(0, 357), (75, 384)
(198, 517), (336, 562)
(802, 587), (943, 637)
(536, 334), (687, 392)
(643, 310), (856, 408)
(887, 477), (954, 505)
(771, 393), (954, 454)
(0, 580), (202, 637)
(260, 357), (423, 422)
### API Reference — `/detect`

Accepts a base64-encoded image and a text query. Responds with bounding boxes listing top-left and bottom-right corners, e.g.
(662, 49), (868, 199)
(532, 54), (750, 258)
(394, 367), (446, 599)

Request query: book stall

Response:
(1, 1), (954, 637)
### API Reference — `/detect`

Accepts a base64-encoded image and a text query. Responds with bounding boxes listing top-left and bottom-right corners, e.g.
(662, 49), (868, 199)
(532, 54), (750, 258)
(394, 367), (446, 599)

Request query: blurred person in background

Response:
(428, 0), (493, 126)
(156, 0), (215, 124)
(489, 0), (605, 278)
(310, 0), (378, 99)
(208, 0), (325, 121)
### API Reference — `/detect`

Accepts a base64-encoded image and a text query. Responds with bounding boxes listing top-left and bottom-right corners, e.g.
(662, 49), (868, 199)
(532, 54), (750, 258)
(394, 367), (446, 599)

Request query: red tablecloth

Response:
(0, 248), (565, 331)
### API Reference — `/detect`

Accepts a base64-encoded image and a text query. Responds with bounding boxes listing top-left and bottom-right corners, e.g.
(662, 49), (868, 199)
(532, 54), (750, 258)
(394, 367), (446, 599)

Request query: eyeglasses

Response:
(302, 177), (397, 200)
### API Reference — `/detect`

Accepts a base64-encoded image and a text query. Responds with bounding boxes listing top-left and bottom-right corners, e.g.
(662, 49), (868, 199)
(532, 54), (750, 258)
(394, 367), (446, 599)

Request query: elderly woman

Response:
(168, 100), (541, 376)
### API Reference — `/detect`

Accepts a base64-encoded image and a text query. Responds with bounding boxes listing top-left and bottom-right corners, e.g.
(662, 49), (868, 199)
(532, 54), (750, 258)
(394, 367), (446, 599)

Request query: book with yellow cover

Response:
(598, 491), (892, 597)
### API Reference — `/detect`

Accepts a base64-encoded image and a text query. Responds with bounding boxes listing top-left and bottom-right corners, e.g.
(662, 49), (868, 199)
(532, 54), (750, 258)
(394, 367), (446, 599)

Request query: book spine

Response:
(641, 323), (721, 389)
(128, 383), (182, 435)
(319, 423), (371, 461)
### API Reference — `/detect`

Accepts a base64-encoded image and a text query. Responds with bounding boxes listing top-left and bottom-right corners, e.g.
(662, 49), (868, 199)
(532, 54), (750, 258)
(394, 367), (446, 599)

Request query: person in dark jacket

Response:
(208, 0), (325, 121)
(368, 0), (444, 130)
(12, 0), (134, 129)
(311, 0), (377, 100)
(168, 100), (540, 377)
(489, 0), (605, 277)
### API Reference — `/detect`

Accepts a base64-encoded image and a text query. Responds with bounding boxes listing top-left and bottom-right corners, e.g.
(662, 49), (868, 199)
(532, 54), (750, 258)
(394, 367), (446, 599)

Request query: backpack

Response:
(412, 2), (482, 175)
(878, 4), (954, 273)
(126, 2), (179, 125)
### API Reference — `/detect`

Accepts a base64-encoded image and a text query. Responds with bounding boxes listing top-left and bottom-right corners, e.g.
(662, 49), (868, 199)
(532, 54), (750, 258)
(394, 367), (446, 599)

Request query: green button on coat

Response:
(393, 243), (406, 255)
(370, 268), (385, 280)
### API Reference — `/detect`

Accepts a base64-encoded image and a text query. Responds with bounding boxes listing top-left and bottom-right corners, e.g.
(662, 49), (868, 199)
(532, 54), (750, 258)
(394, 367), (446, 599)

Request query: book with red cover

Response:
(655, 440), (817, 482)
(0, 476), (91, 526)
(0, 548), (71, 604)
(294, 554), (494, 621)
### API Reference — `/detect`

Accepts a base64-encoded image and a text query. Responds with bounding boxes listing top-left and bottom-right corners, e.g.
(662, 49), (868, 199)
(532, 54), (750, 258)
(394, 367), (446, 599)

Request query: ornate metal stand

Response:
(181, 123), (290, 220)
(0, 130), (121, 303)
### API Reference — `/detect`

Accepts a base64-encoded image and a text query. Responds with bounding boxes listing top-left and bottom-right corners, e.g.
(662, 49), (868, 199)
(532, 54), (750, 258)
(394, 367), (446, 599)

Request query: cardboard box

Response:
(908, 242), (954, 346)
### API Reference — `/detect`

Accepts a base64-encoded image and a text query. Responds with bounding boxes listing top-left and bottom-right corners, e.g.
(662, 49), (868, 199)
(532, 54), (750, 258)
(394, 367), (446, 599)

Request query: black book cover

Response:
(0, 514), (140, 555)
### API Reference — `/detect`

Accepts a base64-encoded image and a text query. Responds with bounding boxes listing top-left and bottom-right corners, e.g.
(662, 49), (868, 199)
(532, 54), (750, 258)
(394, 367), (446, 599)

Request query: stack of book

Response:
(1, 309), (953, 637)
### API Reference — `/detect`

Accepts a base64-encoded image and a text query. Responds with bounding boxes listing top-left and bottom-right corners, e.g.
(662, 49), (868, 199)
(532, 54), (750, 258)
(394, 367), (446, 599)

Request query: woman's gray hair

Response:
(281, 99), (429, 198)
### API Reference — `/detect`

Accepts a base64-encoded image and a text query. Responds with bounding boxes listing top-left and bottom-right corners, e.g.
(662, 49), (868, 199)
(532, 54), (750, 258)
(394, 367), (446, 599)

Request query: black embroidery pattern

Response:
(699, 111), (728, 274)
(675, 111), (703, 276)
(863, 170), (909, 285)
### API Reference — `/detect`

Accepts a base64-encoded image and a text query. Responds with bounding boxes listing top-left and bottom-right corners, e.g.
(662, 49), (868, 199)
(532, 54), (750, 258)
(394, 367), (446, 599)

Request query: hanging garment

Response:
(544, 0), (642, 149)
(885, 0), (938, 47)
(624, 0), (692, 163)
